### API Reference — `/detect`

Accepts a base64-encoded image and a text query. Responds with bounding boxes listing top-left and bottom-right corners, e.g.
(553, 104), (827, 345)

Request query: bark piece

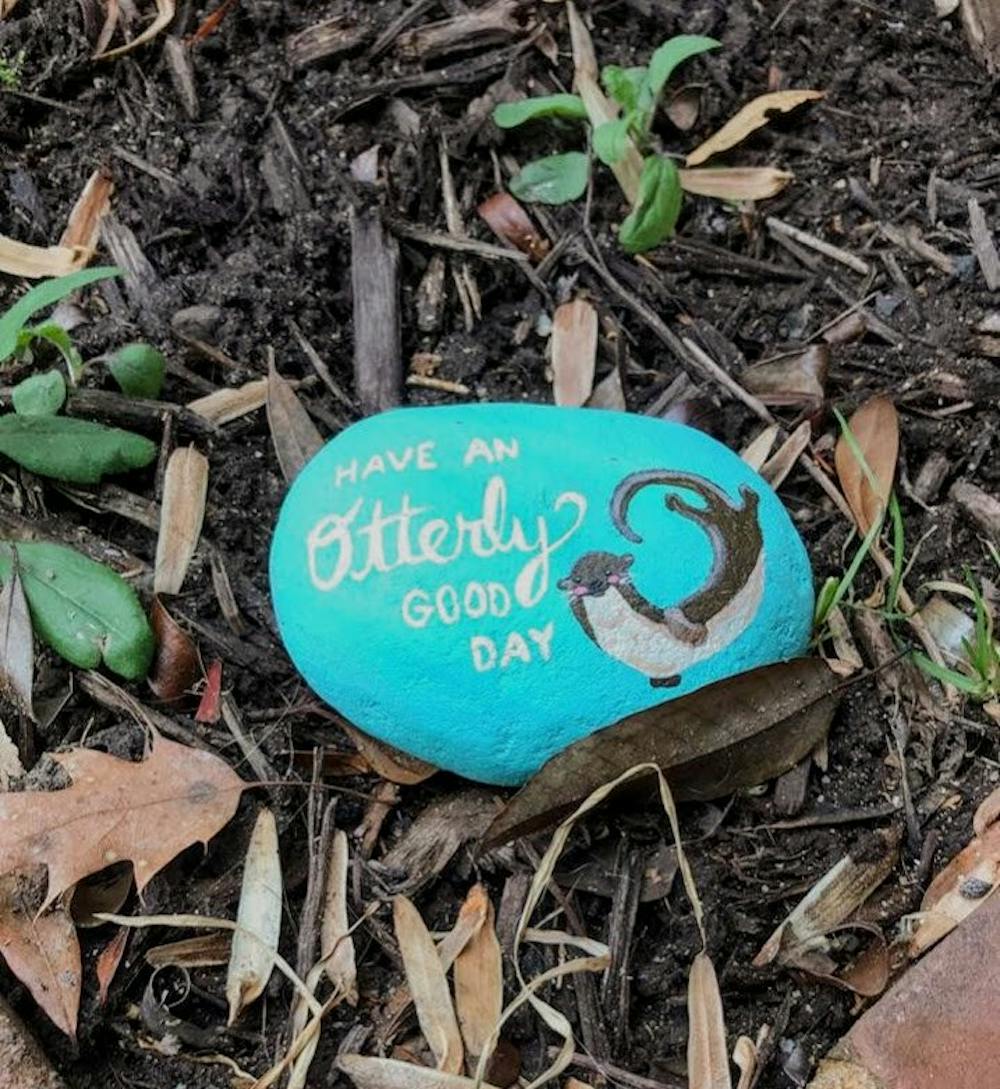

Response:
(950, 480), (1000, 539)
(350, 207), (402, 415)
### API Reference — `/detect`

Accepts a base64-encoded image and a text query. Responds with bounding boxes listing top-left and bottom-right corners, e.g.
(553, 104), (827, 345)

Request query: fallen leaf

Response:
(93, 0), (176, 59)
(96, 927), (129, 1006)
(227, 807), (282, 1024)
(393, 895), (464, 1073)
(196, 659), (223, 724)
(733, 1035), (760, 1089)
(154, 446), (208, 595)
(686, 90), (825, 166)
(321, 829), (358, 1004)
(266, 359), (323, 484)
(145, 931), (232, 968)
(0, 730), (246, 909)
(340, 1055), (501, 1089)
(665, 86), (701, 131)
(551, 299), (598, 407)
(586, 366), (626, 410)
(687, 951), (732, 1089)
(679, 167), (793, 201)
(743, 345), (829, 410)
(974, 784), (1000, 836)
(761, 420), (813, 488)
(148, 596), (200, 702)
(477, 193), (549, 260)
(70, 862), (133, 927)
(740, 424), (779, 470)
(0, 561), (33, 717)
(908, 819), (1000, 957)
(59, 167), (114, 266)
(0, 871), (80, 1036)
(340, 720), (437, 785)
(834, 395), (899, 535)
(486, 660), (841, 846)
(188, 378), (268, 424)
(454, 890), (502, 1063)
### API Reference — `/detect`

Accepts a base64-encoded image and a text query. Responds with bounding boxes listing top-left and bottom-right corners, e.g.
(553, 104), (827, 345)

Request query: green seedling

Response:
(913, 571), (999, 702)
(0, 49), (25, 89)
(493, 34), (720, 252)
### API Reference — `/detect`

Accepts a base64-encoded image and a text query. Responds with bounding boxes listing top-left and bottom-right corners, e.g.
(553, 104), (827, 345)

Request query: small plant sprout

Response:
(494, 35), (719, 252)
(0, 48), (25, 89)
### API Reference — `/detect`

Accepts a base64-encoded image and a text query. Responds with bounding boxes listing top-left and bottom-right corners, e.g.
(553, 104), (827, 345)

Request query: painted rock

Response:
(269, 404), (813, 785)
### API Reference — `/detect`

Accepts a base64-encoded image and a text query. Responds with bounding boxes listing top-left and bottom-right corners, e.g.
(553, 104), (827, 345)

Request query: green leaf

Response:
(601, 65), (647, 113)
(618, 155), (683, 253)
(0, 415), (157, 483)
(18, 322), (84, 382)
(493, 94), (589, 128)
(912, 651), (985, 697)
(108, 343), (166, 399)
(11, 370), (66, 417)
(0, 541), (154, 679)
(0, 267), (120, 363)
(646, 35), (720, 101)
(593, 118), (632, 166)
(509, 152), (589, 205)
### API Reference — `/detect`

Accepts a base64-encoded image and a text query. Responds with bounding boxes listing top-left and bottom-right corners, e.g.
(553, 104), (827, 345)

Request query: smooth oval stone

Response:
(270, 404), (813, 785)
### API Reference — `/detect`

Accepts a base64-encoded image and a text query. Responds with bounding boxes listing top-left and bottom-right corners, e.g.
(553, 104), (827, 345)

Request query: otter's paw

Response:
(650, 675), (681, 688)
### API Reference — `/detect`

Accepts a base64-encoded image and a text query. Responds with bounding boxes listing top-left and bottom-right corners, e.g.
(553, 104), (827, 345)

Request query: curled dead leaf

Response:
(154, 446), (208, 596)
(743, 345), (829, 410)
(93, 0), (176, 59)
(148, 596), (200, 702)
(687, 90), (825, 166)
(477, 193), (549, 260)
(834, 395), (899, 535)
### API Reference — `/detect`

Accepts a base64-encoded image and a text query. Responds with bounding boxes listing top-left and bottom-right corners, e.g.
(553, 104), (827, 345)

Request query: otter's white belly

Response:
(581, 556), (765, 679)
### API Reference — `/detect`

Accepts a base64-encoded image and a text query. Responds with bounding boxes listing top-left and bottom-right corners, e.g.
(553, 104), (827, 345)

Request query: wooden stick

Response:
(766, 215), (870, 275)
(350, 205), (402, 415)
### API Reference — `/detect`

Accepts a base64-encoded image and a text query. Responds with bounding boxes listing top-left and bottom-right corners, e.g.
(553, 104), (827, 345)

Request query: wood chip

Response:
(969, 197), (1000, 289)
(350, 205), (402, 415)
(154, 447), (208, 596)
(949, 479), (1000, 539)
(189, 379), (268, 424)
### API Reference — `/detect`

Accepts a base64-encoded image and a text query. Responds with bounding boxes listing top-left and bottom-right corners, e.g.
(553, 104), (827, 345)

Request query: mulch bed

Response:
(1, 1), (999, 1086)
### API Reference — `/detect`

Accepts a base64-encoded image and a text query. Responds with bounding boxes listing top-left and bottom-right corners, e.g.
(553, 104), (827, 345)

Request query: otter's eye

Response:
(604, 568), (612, 576)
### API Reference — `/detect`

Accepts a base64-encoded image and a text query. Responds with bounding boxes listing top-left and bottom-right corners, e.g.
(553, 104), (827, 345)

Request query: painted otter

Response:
(557, 470), (764, 687)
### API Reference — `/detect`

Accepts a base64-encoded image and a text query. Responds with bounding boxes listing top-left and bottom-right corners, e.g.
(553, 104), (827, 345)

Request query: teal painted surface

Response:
(269, 404), (814, 784)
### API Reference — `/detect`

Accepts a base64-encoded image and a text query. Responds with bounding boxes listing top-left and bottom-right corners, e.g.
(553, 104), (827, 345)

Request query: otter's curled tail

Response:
(610, 470), (763, 626)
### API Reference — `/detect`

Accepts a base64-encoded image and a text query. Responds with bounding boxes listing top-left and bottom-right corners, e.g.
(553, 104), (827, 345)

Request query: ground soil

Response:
(1, 1), (999, 1087)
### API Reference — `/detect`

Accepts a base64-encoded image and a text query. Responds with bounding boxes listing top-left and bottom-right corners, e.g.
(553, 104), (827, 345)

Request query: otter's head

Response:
(558, 552), (634, 598)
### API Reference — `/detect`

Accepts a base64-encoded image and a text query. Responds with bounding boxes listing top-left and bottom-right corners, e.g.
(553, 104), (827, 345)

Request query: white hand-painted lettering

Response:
(463, 436), (520, 466)
(333, 441), (439, 488)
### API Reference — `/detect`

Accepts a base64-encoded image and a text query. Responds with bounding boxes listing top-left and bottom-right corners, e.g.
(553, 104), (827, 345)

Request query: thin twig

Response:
(766, 215), (870, 275)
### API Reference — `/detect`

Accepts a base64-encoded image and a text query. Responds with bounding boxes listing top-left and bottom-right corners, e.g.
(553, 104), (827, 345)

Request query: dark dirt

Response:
(1, 0), (999, 1087)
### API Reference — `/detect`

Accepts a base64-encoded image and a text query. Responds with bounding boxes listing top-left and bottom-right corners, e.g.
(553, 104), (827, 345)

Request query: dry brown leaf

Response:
(0, 167), (114, 279)
(733, 1036), (760, 1089)
(93, 0), (176, 59)
(0, 730), (247, 909)
(686, 90), (825, 166)
(679, 167), (794, 201)
(909, 820), (1000, 957)
(687, 951), (732, 1089)
(665, 86), (701, 131)
(154, 446), (208, 595)
(188, 379), (268, 424)
(586, 366), (626, 410)
(0, 562), (34, 718)
(454, 889), (502, 1063)
(740, 424), (779, 471)
(0, 0), (20, 15)
(551, 299), (598, 407)
(974, 784), (1000, 837)
(833, 395), (899, 536)
(146, 931), (231, 968)
(340, 1055), (501, 1089)
(393, 895), (464, 1073)
(227, 807), (282, 1024)
(59, 168), (114, 260)
(95, 927), (128, 1006)
(340, 720), (437, 785)
(321, 829), (358, 1004)
(148, 596), (200, 702)
(743, 344), (829, 410)
(0, 871), (80, 1036)
(70, 863), (133, 927)
(762, 420), (813, 488)
(477, 193), (549, 260)
(266, 358), (323, 484)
